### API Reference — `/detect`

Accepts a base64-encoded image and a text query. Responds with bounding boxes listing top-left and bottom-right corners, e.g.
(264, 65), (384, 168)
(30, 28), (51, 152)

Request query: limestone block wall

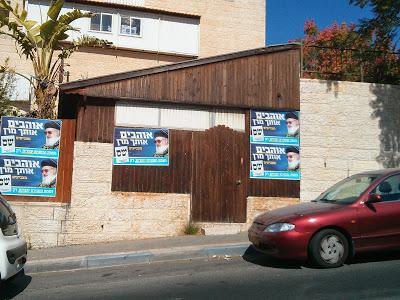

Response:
(10, 142), (190, 249)
(246, 197), (300, 225)
(10, 141), (299, 248)
(300, 79), (400, 202)
(60, 142), (191, 246)
(10, 202), (68, 249)
(189, 196), (299, 235)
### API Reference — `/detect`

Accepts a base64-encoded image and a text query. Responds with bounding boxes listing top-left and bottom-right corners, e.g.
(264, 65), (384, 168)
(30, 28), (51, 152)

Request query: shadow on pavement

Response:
(243, 245), (400, 269)
(0, 271), (32, 300)
(349, 250), (400, 266)
(242, 246), (309, 269)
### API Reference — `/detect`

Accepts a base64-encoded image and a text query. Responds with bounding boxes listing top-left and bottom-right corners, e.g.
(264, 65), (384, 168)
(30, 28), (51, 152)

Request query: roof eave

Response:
(60, 44), (301, 93)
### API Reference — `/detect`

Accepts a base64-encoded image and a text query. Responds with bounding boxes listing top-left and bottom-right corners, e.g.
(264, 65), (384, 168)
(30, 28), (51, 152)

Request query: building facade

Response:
(7, 45), (301, 248)
(5, 43), (399, 249)
(0, 0), (265, 100)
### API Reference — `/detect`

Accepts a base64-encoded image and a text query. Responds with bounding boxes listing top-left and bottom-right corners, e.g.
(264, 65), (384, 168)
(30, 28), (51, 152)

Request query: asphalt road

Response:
(2, 247), (400, 300)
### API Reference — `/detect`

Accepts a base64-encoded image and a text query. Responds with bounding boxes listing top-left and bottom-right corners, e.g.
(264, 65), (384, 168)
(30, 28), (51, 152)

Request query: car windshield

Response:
(314, 174), (378, 204)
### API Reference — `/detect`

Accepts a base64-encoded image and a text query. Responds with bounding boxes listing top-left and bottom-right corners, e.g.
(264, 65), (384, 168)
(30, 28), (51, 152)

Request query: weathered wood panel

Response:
(248, 179), (300, 198)
(76, 98), (115, 143)
(5, 119), (76, 203)
(111, 130), (192, 193)
(64, 48), (300, 111)
(191, 126), (247, 222)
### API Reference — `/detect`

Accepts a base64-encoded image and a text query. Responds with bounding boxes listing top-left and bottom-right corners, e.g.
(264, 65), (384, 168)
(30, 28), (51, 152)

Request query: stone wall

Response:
(11, 142), (190, 248)
(10, 78), (400, 248)
(246, 197), (300, 224)
(198, 197), (299, 235)
(62, 141), (191, 245)
(10, 202), (68, 249)
(10, 141), (299, 248)
(300, 79), (400, 201)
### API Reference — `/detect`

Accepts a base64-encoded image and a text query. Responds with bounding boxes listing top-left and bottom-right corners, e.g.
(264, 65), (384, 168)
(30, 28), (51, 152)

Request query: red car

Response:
(248, 168), (400, 268)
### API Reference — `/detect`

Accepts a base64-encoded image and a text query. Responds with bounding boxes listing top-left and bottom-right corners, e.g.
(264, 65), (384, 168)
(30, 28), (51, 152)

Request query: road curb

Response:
(204, 244), (250, 257)
(25, 243), (251, 274)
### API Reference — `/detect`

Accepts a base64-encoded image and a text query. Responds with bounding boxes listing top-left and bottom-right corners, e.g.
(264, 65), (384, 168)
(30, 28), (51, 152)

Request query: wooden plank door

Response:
(191, 126), (247, 222)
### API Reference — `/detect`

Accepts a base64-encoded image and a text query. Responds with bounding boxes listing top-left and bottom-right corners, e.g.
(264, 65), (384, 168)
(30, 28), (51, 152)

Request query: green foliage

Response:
(299, 20), (400, 84)
(183, 221), (200, 235)
(0, 59), (19, 117)
(349, 0), (400, 48)
(0, 0), (112, 119)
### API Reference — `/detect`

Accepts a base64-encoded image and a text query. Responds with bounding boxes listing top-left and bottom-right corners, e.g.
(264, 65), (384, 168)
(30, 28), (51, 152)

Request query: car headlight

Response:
(264, 223), (295, 233)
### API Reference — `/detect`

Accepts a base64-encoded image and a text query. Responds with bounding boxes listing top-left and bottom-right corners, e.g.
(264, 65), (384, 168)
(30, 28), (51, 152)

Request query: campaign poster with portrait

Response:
(250, 110), (300, 145)
(0, 116), (62, 158)
(113, 127), (169, 166)
(250, 143), (300, 180)
(0, 156), (58, 197)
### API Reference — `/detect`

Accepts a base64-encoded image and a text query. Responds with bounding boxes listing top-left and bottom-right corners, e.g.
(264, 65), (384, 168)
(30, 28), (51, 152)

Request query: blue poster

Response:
(250, 110), (300, 145)
(0, 156), (58, 197)
(250, 143), (300, 180)
(0, 117), (62, 197)
(0, 116), (62, 158)
(113, 127), (169, 166)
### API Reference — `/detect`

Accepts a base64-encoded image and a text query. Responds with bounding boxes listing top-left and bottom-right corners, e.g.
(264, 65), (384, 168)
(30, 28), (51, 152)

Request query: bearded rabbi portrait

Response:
(285, 112), (299, 137)
(153, 130), (169, 157)
(42, 121), (61, 149)
(39, 159), (58, 188)
(286, 146), (300, 171)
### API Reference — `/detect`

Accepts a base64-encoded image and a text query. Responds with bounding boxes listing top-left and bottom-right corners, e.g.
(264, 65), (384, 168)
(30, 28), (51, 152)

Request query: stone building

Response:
(7, 45), (301, 248)
(0, 0), (265, 101)
(5, 43), (400, 249)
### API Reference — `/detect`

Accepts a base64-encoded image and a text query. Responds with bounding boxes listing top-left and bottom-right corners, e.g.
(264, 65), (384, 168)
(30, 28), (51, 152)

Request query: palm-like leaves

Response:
(0, 0), (112, 118)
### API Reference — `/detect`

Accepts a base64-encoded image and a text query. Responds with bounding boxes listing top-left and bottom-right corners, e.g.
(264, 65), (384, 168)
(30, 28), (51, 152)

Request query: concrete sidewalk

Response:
(25, 232), (251, 274)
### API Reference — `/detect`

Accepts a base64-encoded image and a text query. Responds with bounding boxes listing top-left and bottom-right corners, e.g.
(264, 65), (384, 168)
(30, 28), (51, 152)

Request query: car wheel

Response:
(309, 229), (349, 268)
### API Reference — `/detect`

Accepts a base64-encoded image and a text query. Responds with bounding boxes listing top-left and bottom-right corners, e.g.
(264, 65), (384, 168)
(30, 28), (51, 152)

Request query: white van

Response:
(0, 195), (27, 281)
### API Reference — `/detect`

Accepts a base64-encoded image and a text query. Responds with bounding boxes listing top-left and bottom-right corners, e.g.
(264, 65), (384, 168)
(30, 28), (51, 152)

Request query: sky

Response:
(266, 0), (373, 45)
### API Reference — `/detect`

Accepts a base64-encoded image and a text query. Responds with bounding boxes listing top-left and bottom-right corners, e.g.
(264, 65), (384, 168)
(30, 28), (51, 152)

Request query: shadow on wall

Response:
(325, 80), (340, 98)
(370, 84), (400, 168)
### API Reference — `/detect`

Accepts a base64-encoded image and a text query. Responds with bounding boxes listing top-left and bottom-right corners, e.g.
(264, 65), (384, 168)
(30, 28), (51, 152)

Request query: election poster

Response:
(249, 110), (300, 181)
(0, 116), (62, 158)
(113, 127), (169, 166)
(250, 110), (300, 145)
(0, 116), (62, 197)
(250, 143), (300, 180)
(0, 156), (58, 197)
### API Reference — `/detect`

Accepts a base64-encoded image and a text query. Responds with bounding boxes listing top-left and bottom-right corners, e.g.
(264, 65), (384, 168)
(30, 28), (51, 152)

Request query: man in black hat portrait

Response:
(286, 146), (300, 171)
(42, 121), (61, 149)
(39, 159), (58, 188)
(153, 130), (169, 157)
(285, 112), (300, 138)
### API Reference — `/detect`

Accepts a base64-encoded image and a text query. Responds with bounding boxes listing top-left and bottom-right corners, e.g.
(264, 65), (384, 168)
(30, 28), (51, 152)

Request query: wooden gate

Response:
(191, 126), (247, 222)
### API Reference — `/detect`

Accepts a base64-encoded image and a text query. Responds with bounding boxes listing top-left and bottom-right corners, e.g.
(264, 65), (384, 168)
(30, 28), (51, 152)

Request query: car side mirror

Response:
(366, 193), (382, 204)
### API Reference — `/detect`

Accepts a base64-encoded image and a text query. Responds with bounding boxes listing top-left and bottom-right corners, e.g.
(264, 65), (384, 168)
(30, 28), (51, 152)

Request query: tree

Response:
(299, 20), (400, 84)
(0, 0), (111, 119)
(349, 0), (400, 48)
(0, 58), (19, 116)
